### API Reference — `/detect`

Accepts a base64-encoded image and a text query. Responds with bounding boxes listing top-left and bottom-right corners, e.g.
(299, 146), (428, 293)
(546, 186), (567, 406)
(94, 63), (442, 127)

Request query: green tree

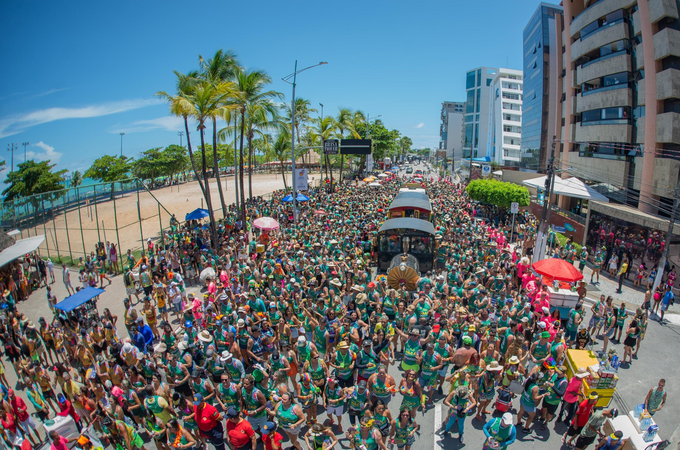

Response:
(266, 131), (291, 190)
(466, 179), (530, 208)
(131, 148), (163, 183)
(3, 160), (67, 209)
(70, 170), (83, 188)
(199, 49), (240, 216)
(284, 97), (317, 164)
(335, 109), (361, 183)
(84, 155), (132, 182)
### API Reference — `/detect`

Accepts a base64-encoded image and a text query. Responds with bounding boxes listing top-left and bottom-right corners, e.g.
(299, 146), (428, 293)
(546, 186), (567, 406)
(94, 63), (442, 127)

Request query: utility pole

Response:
(119, 132), (125, 157)
(7, 143), (17, 172)
(535, 136), (557, 261)
(652, 182), (680, 294)
(22, 142), (29, 162)
(178, 131), (184, 147)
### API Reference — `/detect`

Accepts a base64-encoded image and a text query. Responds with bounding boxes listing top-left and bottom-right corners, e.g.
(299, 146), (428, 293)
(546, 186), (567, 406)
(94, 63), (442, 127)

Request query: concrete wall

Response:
(574, 122), (632, 142)
(649, 0), (680, 24)
(656, 68), (680, 100)
(571, 0), (638, 38)
(656, 112), (680, 143)
(568, 151), (629, 186)
(576, 53), (632, 85)
(576, 87), (633, 113)
(571, 23), (630, 61)
(653, 27), (680, 60)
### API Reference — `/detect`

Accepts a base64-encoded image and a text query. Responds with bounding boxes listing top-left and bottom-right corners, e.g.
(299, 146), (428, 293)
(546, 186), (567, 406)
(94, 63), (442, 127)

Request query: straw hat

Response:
(198, 330), (213, 343)
(219, 351), (233, 362)
(330, 278), (342, 287)
(486, 361), (503, 371)
(508, 356), (520, 365)
(356, 293), (367, 304)
(336, 341), (350, 350)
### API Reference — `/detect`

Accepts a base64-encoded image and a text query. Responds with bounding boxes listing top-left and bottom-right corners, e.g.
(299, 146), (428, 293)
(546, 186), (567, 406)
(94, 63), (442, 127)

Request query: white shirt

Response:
(62, 267), (70, 283)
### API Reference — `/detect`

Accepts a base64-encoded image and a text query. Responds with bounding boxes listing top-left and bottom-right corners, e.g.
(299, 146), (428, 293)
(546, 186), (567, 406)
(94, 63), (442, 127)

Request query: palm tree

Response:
(233, 68), (283, 206)
(310, 115), (336, 184)
(335, 109), (362, 183)
(284, 98), (317, 164)
(199, 49), (240, 217)
(70, 170), (82, 188)
(268, 131), (291, 189)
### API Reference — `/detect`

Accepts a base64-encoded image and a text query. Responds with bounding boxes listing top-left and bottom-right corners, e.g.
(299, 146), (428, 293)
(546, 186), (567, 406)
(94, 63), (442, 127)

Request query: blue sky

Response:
(0, 0), (544, 176)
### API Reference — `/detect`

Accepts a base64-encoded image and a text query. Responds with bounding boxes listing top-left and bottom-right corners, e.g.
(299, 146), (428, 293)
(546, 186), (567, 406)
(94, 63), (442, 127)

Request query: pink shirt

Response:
(563, 377), (583, 403)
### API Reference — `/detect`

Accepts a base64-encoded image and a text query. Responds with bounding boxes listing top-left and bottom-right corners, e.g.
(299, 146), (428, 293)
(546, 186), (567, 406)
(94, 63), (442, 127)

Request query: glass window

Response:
(603, 72), (628, 86)
(581, 109), (601, 122)
(602, 107), (624, 119)
(477, 69), (482, 86)
(466, 90), (475, 113)
(465, 114), (474, 123)
(466, 71), (476, 89)
(476, 89), (481, 113)
(474, 123), (479, 148)
(486, 78), (492, 86)
(464, 124), (473, 147)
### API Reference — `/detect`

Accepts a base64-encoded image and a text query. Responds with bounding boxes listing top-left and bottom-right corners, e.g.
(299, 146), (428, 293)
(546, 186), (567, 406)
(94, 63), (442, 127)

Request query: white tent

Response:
(522, 176), (609, 203)
(0, 235), (45, 267)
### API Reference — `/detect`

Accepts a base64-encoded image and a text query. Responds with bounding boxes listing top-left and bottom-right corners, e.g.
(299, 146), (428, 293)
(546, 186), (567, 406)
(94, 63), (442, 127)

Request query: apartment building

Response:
(439, 101), (465, 168)
(463, 67), (497, 160)
(488, 68), (524, 166)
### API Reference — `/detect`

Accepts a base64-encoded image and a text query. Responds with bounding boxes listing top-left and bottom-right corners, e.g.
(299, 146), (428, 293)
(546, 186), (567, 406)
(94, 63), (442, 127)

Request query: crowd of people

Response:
(0, 172), (670, 450)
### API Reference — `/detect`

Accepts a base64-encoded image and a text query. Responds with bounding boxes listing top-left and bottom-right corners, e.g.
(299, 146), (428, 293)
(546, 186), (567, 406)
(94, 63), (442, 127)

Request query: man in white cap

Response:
(483, 412), (516, 449)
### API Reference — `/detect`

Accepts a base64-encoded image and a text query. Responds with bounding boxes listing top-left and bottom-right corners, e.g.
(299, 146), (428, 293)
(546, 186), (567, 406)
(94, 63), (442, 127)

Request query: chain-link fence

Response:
(1, 179), (174, 266)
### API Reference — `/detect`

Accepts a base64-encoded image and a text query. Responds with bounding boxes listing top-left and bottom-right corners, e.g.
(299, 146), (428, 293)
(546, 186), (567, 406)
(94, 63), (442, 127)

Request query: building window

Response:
(580, 9), (625, 41)
(465, 114), (474, 123)
(477, 69), (482, 86)
(466, 90), (475, 114)
(474, 123), (479, 148)
(578, 142), (627, 159)
(464, 124), (473, 147)
(486, 78), (492, 86)
(475, 89), (481, 113)
(466, 71), (476, 90)
(581, 107), (630, 124)
(582, 72), (630, 95)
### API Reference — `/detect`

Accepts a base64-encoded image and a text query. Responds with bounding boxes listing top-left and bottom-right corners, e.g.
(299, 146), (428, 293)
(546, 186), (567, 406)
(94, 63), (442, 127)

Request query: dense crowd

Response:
(0, 173), (669, 450)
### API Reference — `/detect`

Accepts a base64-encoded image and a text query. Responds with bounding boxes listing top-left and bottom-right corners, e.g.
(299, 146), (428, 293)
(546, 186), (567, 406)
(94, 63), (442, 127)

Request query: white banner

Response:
(295, 169), (309, 191)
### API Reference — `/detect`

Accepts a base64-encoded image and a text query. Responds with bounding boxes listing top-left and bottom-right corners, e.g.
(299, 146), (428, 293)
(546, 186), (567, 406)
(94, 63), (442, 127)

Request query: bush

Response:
(466, 179), (530, 208)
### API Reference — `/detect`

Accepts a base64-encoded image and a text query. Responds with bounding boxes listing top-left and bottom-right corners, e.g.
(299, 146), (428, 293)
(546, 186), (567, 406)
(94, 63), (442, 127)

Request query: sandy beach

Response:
(20, 170), (328, 262)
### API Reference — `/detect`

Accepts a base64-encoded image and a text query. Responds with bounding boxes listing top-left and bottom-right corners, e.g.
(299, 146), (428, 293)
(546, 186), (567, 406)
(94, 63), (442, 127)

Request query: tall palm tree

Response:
(199, 49), (240, 217)
(233, 68), (283, 206)
(268, 131), (291, 189)
(310, 115), (336, 183)
(284, 98), (317, 164)
(335, 109), (361, 183)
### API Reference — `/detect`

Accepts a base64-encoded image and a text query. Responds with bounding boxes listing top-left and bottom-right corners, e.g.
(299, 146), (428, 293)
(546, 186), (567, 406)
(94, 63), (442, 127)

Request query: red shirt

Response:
(1, 414), (17, 434)
(10, 395), (29, 421)
(194, 403), (221, 432)
(262, 432), (283, 450)
(226, 419), (254, 448)
(573, 399), (595, 427)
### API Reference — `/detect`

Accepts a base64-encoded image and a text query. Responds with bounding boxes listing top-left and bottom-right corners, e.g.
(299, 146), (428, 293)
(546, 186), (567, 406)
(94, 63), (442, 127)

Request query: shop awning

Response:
(0, 235), (45, 268)
(55, 287), (105, 312)
(522, 176), (609, 202)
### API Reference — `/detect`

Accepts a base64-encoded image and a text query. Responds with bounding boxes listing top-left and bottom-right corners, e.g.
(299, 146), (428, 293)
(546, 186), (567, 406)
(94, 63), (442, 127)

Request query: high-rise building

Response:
(488, 68), (524, 166)
(463, 67), (497, 160)
(521, 3), (563, 172)
(439, 101), (465, 168)
(556, 0), (680, 216)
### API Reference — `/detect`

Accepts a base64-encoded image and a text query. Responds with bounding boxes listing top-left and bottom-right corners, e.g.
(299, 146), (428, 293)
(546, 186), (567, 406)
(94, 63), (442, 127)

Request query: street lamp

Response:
(178, 131), (184, 147)
(119, 133), (125, 157)
(282, 60), (328, 222)
(22, 142), (29, 162)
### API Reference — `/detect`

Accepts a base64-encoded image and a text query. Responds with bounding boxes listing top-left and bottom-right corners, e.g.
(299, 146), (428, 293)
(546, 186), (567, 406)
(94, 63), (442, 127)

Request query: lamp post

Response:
(119, 133), (125, 157)
(7, 143), (17, 172)
(22, 142), (29, 162)
(282, 60), (328, 222)
(178, 131), (184, 147)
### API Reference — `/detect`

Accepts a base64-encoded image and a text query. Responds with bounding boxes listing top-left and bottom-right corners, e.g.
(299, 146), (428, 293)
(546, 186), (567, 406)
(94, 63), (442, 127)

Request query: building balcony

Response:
(649, 0), (680, 24)
(654, 27), (680, 60)
(657, 112), (680, 143)
(577, 85), (633, 113)
(574, 122), (632, 142)
(572, 22), (629, 62)
(577, 52), (631, 85)
(656, 69), (680, 101)
(502, 149), (521, 160)
(571, 0), (637, 38)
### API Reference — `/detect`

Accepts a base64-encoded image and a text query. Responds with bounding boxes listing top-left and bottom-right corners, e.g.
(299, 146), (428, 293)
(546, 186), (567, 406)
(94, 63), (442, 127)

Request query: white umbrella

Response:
(377, 173), (389, 178)
(200, 267), (216, 282)
(368, 182), (382, 186)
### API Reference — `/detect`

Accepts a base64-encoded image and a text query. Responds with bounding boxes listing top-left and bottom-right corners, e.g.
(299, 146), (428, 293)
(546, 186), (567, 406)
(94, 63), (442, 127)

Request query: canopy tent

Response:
(379, 218), (437, 235)
(185, 208), (210, 221)
(281, 193), (309, 202)
(0, 235), (45, 268)
(522, 176), (609, 202)
(54, 287), (105, 312)
(532, 258), (583, 282)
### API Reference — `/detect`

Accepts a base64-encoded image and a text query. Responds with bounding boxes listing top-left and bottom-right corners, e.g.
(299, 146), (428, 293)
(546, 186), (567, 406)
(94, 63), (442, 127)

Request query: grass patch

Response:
(554, 232), (583, 252)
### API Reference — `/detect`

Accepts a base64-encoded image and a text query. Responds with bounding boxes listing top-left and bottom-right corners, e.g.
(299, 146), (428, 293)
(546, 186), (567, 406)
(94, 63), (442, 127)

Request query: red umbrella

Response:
(532, 258), (584, 282)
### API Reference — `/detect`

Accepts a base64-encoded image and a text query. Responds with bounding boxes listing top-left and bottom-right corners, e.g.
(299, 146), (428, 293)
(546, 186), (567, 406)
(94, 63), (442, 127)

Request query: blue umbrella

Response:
(282, 194), (310, 202)
(185, 208), (210, 221)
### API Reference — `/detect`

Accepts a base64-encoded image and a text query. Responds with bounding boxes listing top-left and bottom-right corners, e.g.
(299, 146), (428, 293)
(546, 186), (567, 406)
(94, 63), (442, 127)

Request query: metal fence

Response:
(1, 179), (174, 265)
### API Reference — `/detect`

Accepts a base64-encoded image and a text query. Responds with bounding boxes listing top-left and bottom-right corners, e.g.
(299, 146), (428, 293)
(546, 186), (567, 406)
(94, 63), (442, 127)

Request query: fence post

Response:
(136, 181), (144, 249)
(62, 194), (73, 264)
(51, 196), (60, 260)
(41, 197), (50, 258)
(112, 182), (122, 272)
(76, 187), (86, 258)
(93, 184), (101, 244)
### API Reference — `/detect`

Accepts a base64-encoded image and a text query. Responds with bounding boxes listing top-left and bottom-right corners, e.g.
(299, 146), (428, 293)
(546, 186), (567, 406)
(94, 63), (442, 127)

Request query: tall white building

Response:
(439, 101), (465, 168)
(488, 68), (524, 166)
(463, 67), (497, 160)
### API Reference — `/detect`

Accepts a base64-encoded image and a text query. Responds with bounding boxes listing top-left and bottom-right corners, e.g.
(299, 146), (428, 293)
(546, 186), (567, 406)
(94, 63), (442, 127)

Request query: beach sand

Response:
(21, 170), (327, 261)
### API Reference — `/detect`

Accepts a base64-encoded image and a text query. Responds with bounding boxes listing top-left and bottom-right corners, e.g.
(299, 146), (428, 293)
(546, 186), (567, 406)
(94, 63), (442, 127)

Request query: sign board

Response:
(341, 139), (372, 155)
(511, 202), (519, 214)
(366, 154), (374, 172)
(294, 169), (308, 191)
(537, 188), (545, 206)
(553, 225), (566, 233)
(482, 164), (491, 177)
(323, 139), (339, 155)
(564, 222), (575, 232)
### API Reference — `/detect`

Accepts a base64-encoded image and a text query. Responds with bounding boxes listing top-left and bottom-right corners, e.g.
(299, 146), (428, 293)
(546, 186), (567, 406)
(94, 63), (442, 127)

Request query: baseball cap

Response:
(226, 407), (239, 418)
(193, 393), (203, 405)
(462, 336), (473, 345)
(357, 380), (367, 389)
(262, 422), (276, 435)
(501, 412), (513, 426)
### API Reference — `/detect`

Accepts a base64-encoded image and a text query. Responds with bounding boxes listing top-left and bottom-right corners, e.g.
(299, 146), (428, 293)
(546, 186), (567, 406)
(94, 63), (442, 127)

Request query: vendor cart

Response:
(565, 349), (618, 408)
(54, 287), (105, 327)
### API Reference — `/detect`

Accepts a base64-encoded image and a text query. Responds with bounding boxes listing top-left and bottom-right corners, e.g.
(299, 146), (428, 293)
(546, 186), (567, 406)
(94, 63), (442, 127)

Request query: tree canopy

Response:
(2, 160), (67, 203)
(84, 155), (132, 183)
(133, 145), (190, 182)
(466, 178), (530, 208)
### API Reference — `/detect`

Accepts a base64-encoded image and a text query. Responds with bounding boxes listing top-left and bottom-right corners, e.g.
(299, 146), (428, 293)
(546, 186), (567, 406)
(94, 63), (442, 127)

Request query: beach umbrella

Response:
(377, 173), (389, 178)
(200, 267), (216, 282)
(297, 194), (310, 202)
(185, 208), (210, 221)
(368, 182), (382, 187)
(253, 217), (280, 230)
(532, 258), (584, 282)
(363, 176), (376, 182)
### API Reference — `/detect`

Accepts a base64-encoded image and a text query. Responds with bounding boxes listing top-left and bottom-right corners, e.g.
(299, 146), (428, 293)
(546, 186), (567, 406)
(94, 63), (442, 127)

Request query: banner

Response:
(294, 169), (308, 191)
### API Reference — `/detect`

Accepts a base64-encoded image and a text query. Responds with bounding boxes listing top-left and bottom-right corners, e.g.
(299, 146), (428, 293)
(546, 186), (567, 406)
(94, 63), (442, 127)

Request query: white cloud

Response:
(30, 88), (70, 99)
(0, 98), (162, 138)
(24, 141), (63, 164)
(110, 116), (185, 134)
(414, 122), (425, 128)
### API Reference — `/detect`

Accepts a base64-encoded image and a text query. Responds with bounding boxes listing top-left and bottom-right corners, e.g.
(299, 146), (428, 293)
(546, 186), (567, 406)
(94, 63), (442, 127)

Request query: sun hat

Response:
(219, 350), (233, 362)
(486, 361), (503, 371)
(509, 356), (520, 365)
(337, 341), (350, 350)
(462, 336), (473, 345)
(198, 330), (213, 343)
(540, 331), (551, 339)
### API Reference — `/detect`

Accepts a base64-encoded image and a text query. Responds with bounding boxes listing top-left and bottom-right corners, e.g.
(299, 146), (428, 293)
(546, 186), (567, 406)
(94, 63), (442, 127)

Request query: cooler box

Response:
(548, 287), (580, 308)
(44, 416), (79, 447)
(583, 380), (615, 407)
